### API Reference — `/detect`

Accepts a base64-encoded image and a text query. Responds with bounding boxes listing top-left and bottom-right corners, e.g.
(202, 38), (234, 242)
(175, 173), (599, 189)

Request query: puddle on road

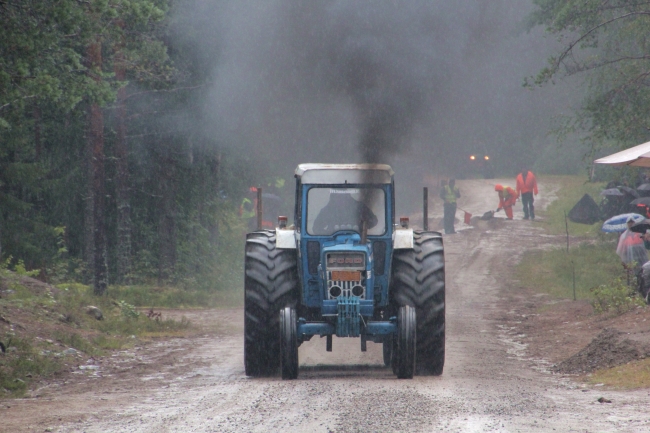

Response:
(496, 324), (554, 374)
(443, 415), (508, 433)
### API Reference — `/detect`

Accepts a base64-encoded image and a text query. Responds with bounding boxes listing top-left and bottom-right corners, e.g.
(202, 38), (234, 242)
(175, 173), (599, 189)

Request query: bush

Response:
(590, 277), (646, 315)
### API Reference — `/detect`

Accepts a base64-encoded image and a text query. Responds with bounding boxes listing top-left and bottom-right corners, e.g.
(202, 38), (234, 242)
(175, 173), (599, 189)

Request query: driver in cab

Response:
(313, 190), (378, 235)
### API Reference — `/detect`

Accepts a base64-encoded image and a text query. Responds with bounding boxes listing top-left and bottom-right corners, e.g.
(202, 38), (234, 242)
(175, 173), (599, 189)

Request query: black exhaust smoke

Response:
(305, 2), (434, 164)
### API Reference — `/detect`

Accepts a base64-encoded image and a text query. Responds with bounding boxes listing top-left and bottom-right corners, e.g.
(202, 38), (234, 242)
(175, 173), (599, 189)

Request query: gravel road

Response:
(8, 178), (650, 433)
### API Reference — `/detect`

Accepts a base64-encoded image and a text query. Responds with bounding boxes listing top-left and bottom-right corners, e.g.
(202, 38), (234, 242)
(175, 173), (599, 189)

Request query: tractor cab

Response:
(293, 164), (395, 319)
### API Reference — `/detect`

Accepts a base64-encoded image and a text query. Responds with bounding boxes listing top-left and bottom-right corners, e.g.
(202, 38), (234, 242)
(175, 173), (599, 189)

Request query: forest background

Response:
(0, 0), (266, 296)
(2, 0), (650, 296)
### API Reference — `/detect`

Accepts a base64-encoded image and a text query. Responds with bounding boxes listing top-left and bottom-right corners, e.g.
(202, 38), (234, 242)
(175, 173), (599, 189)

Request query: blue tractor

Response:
(244, 164), (445, 379)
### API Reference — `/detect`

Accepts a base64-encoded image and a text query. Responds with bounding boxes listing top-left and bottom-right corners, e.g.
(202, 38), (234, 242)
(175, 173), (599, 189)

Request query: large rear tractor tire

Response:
(391, 231), (445, 376)
(280, 307), (299, 380)
(244, 230), (299, 377)
(395, 305), (416, 379)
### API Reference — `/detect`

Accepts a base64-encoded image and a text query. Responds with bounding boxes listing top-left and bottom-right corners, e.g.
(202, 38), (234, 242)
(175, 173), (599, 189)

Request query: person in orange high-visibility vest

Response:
(516, 167), (538, 220)
(495, 184), (518, 220)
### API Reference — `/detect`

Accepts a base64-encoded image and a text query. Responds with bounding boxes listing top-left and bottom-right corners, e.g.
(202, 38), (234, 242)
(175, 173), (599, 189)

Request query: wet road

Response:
(10, 178), (650, 433)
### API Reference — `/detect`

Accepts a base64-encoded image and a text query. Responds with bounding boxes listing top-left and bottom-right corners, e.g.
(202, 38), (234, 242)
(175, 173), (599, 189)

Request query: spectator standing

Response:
(440, 178), (460, 234)
(516, 167), (538, 220)
(617, 218), (648, 267)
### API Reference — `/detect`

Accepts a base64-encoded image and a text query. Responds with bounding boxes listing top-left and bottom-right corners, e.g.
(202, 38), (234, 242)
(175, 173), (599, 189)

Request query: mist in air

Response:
(174, 0), (579, 204)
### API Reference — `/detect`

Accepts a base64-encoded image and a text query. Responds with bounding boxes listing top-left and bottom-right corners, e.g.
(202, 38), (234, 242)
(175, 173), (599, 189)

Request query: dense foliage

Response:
(0, 0), (257, 293)
(528, 1), (650, 150)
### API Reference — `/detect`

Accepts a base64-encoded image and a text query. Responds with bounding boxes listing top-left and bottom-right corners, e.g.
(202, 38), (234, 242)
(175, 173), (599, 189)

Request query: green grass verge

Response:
(515, 240), (624, 301)
(516, 175), (642, 303)
(540, 175), (605, 236)
(0, 275), (193, 398)
(0, 335), (61, 397)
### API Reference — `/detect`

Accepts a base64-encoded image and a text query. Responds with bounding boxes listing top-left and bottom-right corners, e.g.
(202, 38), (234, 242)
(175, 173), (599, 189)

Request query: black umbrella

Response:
(618, 186), (640, 198)
(600, 188), (624, 197)
(637, 183), (650, 197)
(631, 197), (650, 206)
(630, 219), (650, 234)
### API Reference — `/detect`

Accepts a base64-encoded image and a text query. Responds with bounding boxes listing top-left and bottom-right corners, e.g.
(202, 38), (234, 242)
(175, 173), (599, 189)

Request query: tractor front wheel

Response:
(280, 307), (299, 380)
(395, 305), (416, 379)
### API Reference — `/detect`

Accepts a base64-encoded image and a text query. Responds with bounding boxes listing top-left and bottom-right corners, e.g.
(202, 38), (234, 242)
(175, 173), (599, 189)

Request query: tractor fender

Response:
(276, 228), (297, 249)
(393, 229), (414, 249)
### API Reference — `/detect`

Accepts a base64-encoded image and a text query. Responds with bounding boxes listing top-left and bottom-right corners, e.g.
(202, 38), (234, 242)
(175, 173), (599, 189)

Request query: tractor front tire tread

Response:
(396, 305), (416, 379)
(280, 307), (299, 380)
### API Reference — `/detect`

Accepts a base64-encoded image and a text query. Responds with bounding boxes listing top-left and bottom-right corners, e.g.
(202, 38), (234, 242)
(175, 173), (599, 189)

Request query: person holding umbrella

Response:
(616, 217), (648, 271)
(624, 218), (650, 301)
(630, 196), (650, 218)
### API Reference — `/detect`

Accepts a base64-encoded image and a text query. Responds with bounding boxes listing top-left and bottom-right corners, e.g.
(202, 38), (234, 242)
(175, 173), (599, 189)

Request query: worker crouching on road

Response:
(440, 178), (460, 234)
(495, 184), (518, 220)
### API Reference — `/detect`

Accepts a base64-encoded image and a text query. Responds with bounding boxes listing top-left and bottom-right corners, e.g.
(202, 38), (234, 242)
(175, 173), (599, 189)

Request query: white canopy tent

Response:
(594, 140), (650, 167)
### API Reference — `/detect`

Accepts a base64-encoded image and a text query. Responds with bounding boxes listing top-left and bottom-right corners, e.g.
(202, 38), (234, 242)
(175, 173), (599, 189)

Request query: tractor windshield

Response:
(307, 187), (386, 236)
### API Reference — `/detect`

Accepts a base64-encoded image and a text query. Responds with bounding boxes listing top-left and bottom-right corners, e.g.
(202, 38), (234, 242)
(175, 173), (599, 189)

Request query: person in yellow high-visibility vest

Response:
(440, 178), (460, 234)
(239, 188), (258, 231)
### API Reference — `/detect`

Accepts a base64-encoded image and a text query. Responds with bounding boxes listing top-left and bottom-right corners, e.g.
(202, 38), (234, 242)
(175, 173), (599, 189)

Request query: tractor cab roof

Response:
(295, 163), (394, 185)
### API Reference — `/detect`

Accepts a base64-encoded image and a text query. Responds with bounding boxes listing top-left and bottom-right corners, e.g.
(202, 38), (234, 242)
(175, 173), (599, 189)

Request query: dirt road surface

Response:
(5, 178), (650, 432)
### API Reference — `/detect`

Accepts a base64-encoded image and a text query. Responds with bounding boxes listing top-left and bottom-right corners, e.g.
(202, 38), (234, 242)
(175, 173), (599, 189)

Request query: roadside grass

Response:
(540, 175), (605, 236)
(0, 273), (193, 398)
(109, 284), (242, 309)
(51, 283), (193, 341)
(0, 235), (244, 398)
(517, 175), (643, 304)
(586, 357), (650, 389)
(515, 240), (624, 301)
(516, 175), (650, 388)
(0, 335), (61, 397)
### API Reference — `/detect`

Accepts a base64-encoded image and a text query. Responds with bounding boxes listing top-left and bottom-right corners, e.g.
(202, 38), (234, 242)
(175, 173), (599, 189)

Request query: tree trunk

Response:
(158, 156), (177, 283)
(33, 104), (42, 161)
(87, 41), (108, 295)
(114, 42), (132, 284)
(84, 137), (95, 285)
(209, 152), (221, 245)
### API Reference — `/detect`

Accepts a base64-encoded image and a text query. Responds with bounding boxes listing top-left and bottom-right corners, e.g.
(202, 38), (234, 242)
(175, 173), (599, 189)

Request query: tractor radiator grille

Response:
(326, 272), (366, 300)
